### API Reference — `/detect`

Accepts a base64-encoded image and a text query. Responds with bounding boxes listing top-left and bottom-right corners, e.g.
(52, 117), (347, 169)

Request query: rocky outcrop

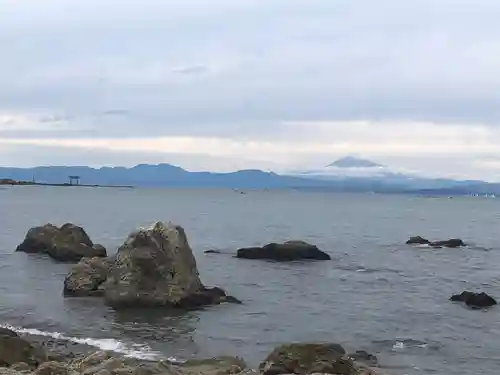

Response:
(63, 257), (115, 297)
(237, 241), (330, 261)
(450, 291), (497, 308)
(406, 236), (466, 248)
(179, 356), (247, 375)
(0, 328), (47, 368)
(102, 222), (238, 309)
(16, 224), (106, 262)
(259, 343), (362, 375)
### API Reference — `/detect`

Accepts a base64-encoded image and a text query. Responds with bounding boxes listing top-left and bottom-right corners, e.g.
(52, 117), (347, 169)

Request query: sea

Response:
(1, 186), (500, 375)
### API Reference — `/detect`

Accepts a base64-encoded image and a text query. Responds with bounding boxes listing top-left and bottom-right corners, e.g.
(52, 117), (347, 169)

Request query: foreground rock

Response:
(237, 241), (330, 261)
(179, 356), (247, 375)
(16, 224), (107, 262)
(259, 343), (377, 375)
(63, 257), (115, 297)
(450, 291), (497, 308)
(102, 221), (238, 309)
(0, 328), (47, 368)
(406, 236), (466, 248)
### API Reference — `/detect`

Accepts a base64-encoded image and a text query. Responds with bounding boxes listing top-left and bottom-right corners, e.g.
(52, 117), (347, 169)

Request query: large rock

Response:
(0, 328), (47, 368)
(16, 223), (106, 262)
(64, 257), (115, 297)
(103, 222), (238, 309)
(259, 343), (359, 375)
(450, 291), (497, 308)
(237, 241), (331, 261)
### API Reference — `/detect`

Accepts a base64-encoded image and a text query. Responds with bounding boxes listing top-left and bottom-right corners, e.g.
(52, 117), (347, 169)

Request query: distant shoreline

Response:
(0, 179), (134, 189)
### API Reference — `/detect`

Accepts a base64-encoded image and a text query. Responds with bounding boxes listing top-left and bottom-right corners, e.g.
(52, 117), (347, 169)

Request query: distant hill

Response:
(1, 162), (500, 195)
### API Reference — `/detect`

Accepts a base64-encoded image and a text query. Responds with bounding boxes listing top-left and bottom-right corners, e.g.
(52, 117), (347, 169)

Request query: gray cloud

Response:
(1, 0), (499, 141)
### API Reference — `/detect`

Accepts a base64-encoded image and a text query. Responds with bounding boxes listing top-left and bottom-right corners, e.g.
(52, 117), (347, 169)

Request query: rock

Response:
(16, 223), (106, 262)
(64, 256), (115, 297)
(0, 369), (24, 375)
(450, 291), (497, 308)
(178, 356), (247, 375)
(259, 343), (357, 375)
(430, 239), (466, 248)
(34, 362), (69, 375)
(103, 222), (237, 309)
(237, 241), (330, 261)
(406, 236), (466, 248)
(349, 351), (378, 366)
(204, 250), (221, 254)
(0, 328), (47, 367)
(11, 363), (32, 373)
(406, 236), (430, 245)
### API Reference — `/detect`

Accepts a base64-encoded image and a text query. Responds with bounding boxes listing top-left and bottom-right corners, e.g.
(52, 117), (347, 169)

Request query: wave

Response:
(0, 324), (164, 360)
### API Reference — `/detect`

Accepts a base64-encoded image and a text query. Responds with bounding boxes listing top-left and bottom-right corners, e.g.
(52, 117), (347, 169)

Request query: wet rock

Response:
(204, 250), (221, 254)
(406, 236), (466, 248)
(259, 343), (357, 375)
(178, 356), (247, 375)
(349, 351), (378, 366)
(450, 291), (497, 308)
(103, 222), (237, 309)
(16, 223), (106, 262)
(406, 236), (430, 245)
(64, 256), (115, 297)
(0, 328), (47, 367)
(237, 241), (330, 261)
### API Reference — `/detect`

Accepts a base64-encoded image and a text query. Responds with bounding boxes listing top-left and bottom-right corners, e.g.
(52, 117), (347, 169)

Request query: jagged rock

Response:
(349, 351), (378, 366)
(103, 222), (237, 309)
(450, 291), (497, 308)
(64, 257), (115, 297)
(0, 328), (47, 367)
(259, 343), (358, 375)
(406, 236), (466, 248)
(16, 223), (106, 262)
(237, 241), (330, 261)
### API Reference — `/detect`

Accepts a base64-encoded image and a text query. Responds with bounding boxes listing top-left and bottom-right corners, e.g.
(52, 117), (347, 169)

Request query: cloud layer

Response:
(1, 0), (500, 179)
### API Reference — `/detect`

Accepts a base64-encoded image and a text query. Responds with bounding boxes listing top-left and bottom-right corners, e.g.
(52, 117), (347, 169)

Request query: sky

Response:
(1, 0), (500, 180)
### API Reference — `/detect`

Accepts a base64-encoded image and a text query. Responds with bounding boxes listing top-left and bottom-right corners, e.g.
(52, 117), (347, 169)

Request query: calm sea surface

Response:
(1, 186), (500, 375)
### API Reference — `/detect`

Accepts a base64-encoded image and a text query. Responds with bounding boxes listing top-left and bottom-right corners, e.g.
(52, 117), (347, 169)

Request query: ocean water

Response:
(1, 186), (500, 375)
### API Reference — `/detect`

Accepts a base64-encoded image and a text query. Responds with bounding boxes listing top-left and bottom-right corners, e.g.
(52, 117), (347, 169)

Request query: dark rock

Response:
(349, 350), (378, 366)
(407, 236), (466, 248)
(16, 223), (106, 262)
(431, 239), (466, 248)
(204, 250), (221, 254)
(259, 343), (357, 375)
(103, 222), (236, 310)
(63, 256), (115, 297)
(34, 361), (68, 375)
(450, 291), (497, 308)
(237, 241), (330, 261)
(406, 236), (430, 245)
(0, 328), (47, 367)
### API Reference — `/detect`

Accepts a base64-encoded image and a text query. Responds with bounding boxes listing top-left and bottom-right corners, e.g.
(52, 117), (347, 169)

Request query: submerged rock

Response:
(259, 343), (358, 375)
(450, 291), (497, 308)
(16, 223), (106, 262)
(237, 241), (330, 261)
(406, 236), (466, 248)
(204, 250), (221, 254)
(64, 256), (115, 297)
(0, 328), (47, 368)
(103, 221), (238, 309)
(349, 351), (378, 366)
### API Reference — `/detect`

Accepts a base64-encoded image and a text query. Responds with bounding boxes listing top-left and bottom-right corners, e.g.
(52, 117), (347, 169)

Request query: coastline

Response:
(0, 179), (134, 189)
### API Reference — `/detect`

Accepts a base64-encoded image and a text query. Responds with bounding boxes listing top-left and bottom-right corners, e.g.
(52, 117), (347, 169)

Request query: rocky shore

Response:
(0, 328), (387, 375)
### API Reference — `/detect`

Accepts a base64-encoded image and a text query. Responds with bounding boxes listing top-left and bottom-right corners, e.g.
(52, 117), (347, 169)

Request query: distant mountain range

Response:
(1, 158), (499, 195)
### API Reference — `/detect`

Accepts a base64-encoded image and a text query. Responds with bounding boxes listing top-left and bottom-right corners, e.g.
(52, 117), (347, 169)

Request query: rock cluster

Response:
(450, 291), (497, 308)
(237, 241), (330, 261)
(64, 222), (240, 310)
(406, 236), (466, 248)
(16, 224), (107, 262)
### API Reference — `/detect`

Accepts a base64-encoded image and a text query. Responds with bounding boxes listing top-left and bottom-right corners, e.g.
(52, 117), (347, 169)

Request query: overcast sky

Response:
(1, 0), (500, 180)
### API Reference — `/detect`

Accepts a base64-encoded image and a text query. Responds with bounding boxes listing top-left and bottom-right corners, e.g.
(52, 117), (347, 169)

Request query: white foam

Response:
(392, 341), (405, 350)
(0, 324), (162, 360)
